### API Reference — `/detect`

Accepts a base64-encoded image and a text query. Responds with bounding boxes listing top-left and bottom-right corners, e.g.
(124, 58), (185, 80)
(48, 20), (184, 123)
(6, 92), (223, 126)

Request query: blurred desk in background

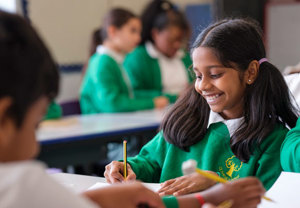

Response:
(37, 109), (166, 169)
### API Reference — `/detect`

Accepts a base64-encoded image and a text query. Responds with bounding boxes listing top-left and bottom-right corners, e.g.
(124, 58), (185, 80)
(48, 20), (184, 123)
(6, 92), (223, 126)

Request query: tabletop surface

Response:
(51, 172), (106, 193)
(51, 172), (161, 193)
(37, 108), (167, 144)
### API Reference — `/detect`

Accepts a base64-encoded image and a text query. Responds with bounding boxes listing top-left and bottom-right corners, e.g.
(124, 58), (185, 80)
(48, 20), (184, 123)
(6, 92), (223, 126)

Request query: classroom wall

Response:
(28, 0), (212, 103)
(265, 1), (300, 71)
(20, 0), (300, 103)
(29, 0), (108, 64)
(29, 0), (212, 64)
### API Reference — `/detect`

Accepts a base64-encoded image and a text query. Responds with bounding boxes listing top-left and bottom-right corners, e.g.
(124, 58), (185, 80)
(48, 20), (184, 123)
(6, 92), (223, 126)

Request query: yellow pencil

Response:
(195, 169), (227, 183)
(123, 140), (127, 180)
(195, 168), (274, 203)
(217, 200), (233, 208)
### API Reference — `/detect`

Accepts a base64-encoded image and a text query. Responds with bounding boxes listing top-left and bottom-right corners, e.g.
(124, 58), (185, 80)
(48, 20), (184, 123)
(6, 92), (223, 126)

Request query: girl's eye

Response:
(131, 28), (139, 34)
(196, 75), (202, 80)
(210, 73), (222, 79)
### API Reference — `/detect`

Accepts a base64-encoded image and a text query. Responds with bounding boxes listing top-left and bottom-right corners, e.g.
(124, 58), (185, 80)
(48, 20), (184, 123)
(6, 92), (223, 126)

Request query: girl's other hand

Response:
(154, 96), (169, 109)
(158, 172), (217, 196)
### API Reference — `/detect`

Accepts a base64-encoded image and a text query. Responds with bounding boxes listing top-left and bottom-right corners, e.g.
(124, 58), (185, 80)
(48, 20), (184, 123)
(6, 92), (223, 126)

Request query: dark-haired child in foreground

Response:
(0, 10), (163, 208)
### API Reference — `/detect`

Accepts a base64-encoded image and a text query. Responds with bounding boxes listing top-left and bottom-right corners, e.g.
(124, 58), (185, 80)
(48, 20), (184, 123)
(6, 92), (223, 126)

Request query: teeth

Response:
(206, 94), (220, 102)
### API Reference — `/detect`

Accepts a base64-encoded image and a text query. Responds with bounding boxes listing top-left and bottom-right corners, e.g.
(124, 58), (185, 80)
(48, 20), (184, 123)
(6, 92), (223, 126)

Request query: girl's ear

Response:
(0, 97), (15, 148)
(151, 28), (159, 42)
(107, 25), (118, 39)
(244, 60), (259, 85)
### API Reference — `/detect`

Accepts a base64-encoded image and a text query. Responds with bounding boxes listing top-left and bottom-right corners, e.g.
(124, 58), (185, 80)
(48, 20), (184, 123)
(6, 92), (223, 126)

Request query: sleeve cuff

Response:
(162, 196), (179, 208)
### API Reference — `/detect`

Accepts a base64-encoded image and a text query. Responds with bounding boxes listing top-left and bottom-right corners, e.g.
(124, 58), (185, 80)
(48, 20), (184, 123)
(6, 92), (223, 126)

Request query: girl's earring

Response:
(248, 79), (251, 84)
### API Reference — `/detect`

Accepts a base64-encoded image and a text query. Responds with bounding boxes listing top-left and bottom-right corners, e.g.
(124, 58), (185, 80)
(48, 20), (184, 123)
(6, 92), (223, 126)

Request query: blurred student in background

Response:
(80, 8), (169, 114)
(124, 0), (194, 103)
(44, 101), (62, 120)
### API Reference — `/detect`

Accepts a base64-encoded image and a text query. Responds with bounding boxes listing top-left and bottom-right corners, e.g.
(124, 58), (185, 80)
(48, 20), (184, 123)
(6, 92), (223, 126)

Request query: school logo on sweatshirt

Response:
(219, 155), (243, 180)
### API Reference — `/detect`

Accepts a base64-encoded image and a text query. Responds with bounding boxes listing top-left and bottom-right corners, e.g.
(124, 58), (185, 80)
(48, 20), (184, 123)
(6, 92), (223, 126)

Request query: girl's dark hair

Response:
(101, 8), (137, 41)
(81, 28), (103, 77)
(161, 18), (299, 162)
(0, 11), (59, 127)
(89, 28), (103, 57)
(140, 0), (189, 44)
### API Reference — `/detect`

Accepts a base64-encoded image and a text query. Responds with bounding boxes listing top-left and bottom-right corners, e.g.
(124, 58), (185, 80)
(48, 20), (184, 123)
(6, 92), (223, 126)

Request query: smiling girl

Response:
(104, 18), (298, 195)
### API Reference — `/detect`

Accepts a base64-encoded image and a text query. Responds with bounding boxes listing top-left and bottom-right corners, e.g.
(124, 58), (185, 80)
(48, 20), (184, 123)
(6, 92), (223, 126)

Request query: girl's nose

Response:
(195, 77), (211, 92)
(172, 40), (181, 51)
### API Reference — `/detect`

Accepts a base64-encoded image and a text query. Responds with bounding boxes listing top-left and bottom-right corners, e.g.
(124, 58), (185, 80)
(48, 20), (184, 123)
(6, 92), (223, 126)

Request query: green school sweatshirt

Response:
(44, 101), (62, 120)
(162, 196), (178, 208)
(281, 117), (300, 172)
(80, 53), (154, 113)
(127, 122), (288, 190)
(124, 45), (194, 103)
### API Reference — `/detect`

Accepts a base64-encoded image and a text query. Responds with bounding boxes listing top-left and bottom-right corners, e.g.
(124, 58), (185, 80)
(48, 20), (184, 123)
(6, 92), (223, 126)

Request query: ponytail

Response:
(232, 62), (298, 161)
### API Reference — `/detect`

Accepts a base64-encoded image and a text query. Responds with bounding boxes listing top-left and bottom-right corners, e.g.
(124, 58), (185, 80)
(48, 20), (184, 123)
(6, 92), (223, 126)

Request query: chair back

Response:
(60, 100), (81, 116)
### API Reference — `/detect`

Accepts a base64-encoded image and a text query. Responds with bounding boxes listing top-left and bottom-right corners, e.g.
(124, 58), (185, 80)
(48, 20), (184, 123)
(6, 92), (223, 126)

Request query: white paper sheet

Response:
(88, 181), (161, 192)
(258, 172), (300, 208)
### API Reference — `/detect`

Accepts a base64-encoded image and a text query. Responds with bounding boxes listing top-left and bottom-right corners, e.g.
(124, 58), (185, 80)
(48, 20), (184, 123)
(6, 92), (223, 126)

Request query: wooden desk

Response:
(36, 109), (166, 169)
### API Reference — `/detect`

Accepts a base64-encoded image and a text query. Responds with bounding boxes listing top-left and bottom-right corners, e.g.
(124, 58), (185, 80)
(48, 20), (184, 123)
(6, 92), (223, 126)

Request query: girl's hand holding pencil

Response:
(105, 140), (137, 183)
(104, 161), (136, 183)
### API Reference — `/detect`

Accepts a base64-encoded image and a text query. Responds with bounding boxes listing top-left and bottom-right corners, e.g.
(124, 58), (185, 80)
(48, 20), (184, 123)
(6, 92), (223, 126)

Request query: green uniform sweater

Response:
(281, 117), (300, 172)
(44, 101), (62, 120)
(128, 122), (288, 190)
(124, 45), (194, 103)
(80, 53), (154, 113)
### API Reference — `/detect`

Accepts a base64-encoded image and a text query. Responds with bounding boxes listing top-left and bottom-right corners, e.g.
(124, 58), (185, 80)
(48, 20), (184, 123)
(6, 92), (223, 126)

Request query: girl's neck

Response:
(219, 110), (243, 120)
(103, 41), (125, 55)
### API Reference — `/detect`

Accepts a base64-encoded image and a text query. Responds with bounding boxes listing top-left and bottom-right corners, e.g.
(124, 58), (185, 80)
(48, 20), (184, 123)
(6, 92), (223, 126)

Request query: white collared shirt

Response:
(207, 111), (244, 137)
(0, 161), (98, 208)
(96, 45), (124, 64)
(145, 41), (188, 94)
(96, 45), (133, 98)
(284, 73), (300, 110)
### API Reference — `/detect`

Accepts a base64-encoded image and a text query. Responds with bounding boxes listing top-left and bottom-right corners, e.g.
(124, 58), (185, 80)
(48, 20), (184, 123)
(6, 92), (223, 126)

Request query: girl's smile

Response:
(201, 92), (224, 105)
